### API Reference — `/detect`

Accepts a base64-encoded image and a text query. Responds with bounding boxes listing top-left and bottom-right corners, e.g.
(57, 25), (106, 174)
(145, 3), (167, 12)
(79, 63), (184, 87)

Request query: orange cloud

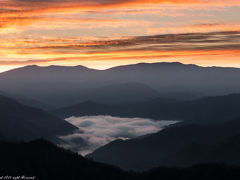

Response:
(0, 17), (48, 29)
(1, 31), (240, 67)
(0, 49), (239, 70)
(11, 31), (238, 52)
(0, 15), (128, 31)
(1, 0), (239, 34)
(147, 23), (240, 34)
(1, 0), (240, 18)
(1, 0), (240, 71)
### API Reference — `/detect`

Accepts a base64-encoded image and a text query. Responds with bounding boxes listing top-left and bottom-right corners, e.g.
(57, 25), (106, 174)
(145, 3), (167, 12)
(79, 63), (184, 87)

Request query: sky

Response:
(0, 0), (240, 72)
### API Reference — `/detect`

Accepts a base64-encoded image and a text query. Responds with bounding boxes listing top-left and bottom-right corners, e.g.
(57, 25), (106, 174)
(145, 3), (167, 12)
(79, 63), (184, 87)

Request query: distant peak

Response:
(0, 65), (40, 74)
(1, 64), (93, 75)
(23, 65), (40, 69)
(40, 65), (89, 70)
(144, 62), (199, 67)
(106, 61), (200, 71)
(19, 64), (91, 70)
(26, 65), (39, 67)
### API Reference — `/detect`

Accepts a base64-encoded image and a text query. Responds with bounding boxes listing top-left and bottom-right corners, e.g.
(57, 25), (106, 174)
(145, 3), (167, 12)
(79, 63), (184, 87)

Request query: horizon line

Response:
(1, 61), (240, 74)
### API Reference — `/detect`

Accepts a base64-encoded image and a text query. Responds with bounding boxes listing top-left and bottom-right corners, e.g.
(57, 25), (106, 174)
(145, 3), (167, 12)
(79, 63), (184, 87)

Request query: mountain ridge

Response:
(2, 138), (240, 180)
(3, 62), (240, 74)
(1, 61), (240, 107)
(0, 94), (77, 142)
(54, 93), (240, 124)
(88, 117), (240, 171)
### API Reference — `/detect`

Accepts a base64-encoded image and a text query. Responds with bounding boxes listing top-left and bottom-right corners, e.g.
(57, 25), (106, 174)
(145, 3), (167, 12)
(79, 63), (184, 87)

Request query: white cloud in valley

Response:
(59, 115), (178, 155)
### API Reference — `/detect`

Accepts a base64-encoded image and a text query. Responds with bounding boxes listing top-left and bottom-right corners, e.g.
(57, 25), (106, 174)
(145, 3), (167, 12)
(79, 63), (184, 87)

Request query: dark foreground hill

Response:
(54, 93), (240, 124)
(88, 118), (240, 171)
(1, 139), (240, 180)
(0, 139), (130, 180)
(0, 95), (77, 142)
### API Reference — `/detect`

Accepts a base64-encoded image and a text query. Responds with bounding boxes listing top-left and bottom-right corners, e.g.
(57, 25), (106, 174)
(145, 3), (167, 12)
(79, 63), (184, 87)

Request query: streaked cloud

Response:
(24, 31), (240, 51)
(1, 0), (240, 71)
(1, 0), (239, 31)
(0, 31), (239, 71)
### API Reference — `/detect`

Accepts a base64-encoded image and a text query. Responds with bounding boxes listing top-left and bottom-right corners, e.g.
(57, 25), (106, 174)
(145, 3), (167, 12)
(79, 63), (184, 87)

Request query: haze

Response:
(60, 115), (178, 155)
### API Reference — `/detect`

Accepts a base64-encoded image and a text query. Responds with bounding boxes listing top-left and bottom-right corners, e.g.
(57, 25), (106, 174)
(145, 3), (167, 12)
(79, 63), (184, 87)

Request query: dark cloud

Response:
(2, 0), (239, 17)
(1, 31), (239, 66)
(25, 31), (240, 52)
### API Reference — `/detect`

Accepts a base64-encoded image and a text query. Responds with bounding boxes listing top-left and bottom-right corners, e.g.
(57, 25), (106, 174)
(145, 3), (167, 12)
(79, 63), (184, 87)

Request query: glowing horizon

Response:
(2, 58), (240, 74)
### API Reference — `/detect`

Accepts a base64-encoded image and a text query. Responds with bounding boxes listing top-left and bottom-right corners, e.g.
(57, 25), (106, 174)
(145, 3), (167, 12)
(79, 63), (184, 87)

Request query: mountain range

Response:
(88, 118), (240, 171)
(0, 95), (77, 142)
(2, 62), (240, 177)
(1, 62), (240, 107)
(54, 93), (240, 124)
(1, 138), (240, 180)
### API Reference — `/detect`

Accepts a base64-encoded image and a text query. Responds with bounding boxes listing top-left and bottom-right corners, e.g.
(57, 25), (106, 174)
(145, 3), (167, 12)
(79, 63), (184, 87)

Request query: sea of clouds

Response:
(59, 115), (178, 155)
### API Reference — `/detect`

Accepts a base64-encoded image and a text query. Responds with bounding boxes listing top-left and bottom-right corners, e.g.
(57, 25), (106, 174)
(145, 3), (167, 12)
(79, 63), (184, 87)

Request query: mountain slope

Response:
(0, 90), (54, 110)
(0, 65), (99, 107)
(1, 139), (240, 180)
(88, 118), (240, 171)
(0, 139), (130, 180)
(0, 95), (77, 141)
(1, 62), (240, 106)
(73, 82), (161, 104)
(54, 93), (240, 124)
(103, 62), (240, 95)
(45, 82), (162, 106)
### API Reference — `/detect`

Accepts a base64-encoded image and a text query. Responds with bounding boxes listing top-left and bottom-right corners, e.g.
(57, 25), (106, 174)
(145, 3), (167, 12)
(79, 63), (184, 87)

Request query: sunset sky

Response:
(0, 0), (240, 72)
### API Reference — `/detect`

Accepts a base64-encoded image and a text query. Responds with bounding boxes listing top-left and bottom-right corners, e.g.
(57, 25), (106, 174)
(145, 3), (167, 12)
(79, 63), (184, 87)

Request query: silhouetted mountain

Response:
(14, 97), (55, 110)
(73, 82), (161, 104)
(0, 90), (54, 110)
(0, 65), (162, 107)
(53, 98), (179, 120)
(44, 82), (161, 106)
(159, 91), (202, 101)
(88, 118), (240, 171)
(0, 132), (5, 140)
(0, 65), (92, 80)
(0, 95), (77, 142)
(1, 139), (240, 180)
(140, 164), (240, 180)
(0, 139), (130, 180)
(103, 62), (240, 95)
(54, 93), (240, 124)
(0, 65), (97, 107)
(1, 62), (240, 107)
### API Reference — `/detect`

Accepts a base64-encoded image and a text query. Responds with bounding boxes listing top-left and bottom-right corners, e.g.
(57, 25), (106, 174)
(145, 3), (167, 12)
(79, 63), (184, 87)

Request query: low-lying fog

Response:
(59, 115), (178, 155)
